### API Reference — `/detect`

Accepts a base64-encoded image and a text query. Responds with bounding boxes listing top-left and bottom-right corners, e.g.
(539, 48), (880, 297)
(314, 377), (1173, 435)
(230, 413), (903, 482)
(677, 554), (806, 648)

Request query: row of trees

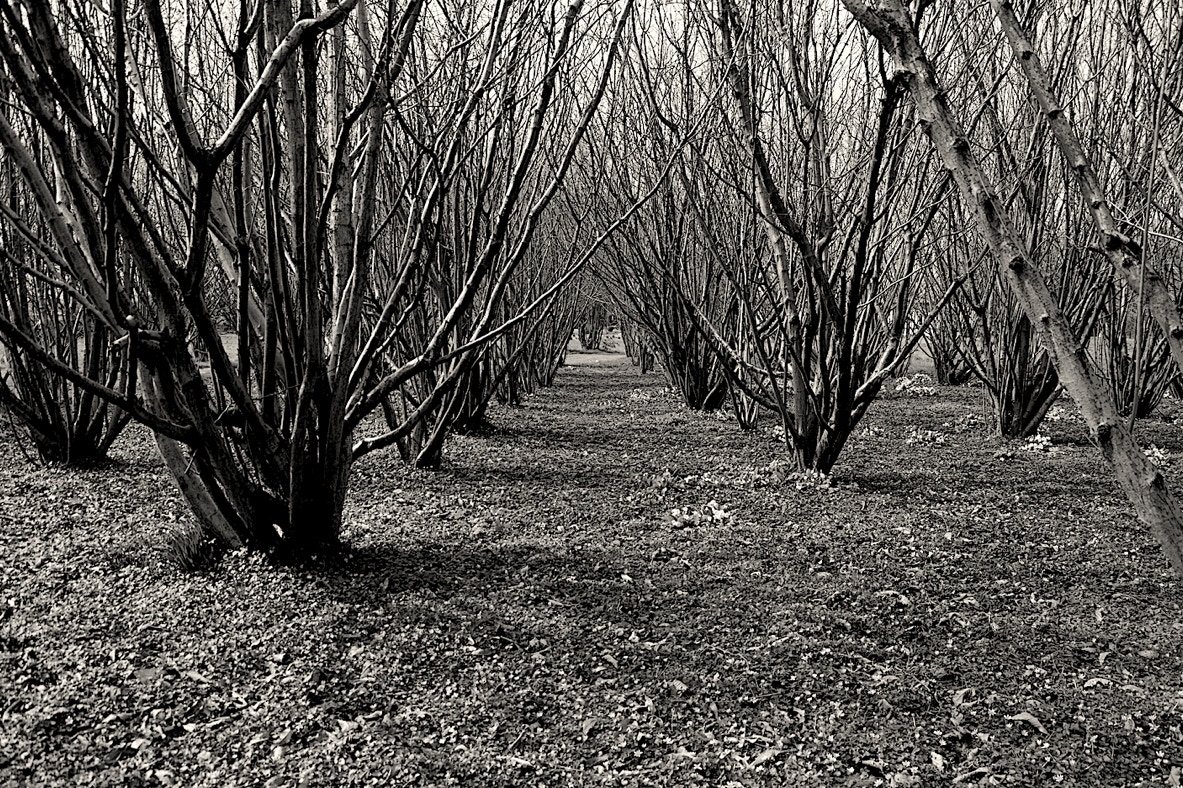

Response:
(597, 0), (955, 466)
(2, 0), (1183, 573)
(598, 0), (1183, 442)
(588, 0), (1183, 572)
(0, 0), (640, 552)
(917, 1), (1183, 435)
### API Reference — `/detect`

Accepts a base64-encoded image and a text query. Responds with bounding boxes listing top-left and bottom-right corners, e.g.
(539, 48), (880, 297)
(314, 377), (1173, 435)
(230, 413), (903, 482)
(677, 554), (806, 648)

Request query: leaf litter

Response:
(0, 355), (1181, 786)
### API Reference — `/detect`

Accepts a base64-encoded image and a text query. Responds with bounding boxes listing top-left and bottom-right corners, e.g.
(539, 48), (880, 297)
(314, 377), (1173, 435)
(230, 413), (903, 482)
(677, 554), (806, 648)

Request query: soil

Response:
(1, 350), (1181, 786)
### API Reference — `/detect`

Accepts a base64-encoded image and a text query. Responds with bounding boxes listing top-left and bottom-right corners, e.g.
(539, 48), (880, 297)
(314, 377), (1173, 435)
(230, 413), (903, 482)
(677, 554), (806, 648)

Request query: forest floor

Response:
(1, 348), (1182, 787)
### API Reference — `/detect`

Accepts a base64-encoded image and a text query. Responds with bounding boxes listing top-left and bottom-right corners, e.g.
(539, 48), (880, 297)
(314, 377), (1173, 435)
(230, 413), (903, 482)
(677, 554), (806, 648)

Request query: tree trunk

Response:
(843, 0), (1183, 577)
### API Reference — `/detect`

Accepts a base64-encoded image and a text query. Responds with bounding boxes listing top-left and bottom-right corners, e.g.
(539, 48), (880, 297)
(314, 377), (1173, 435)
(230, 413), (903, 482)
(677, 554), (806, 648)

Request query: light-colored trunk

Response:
(155, 433), (243, 549)
(991, 0), (1183, 377)
(842, 0), (1183, 577)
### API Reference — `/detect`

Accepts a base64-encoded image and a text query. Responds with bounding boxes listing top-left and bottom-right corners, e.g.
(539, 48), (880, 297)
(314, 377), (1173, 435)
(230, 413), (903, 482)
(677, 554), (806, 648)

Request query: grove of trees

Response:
(2, 0), (1183, 574)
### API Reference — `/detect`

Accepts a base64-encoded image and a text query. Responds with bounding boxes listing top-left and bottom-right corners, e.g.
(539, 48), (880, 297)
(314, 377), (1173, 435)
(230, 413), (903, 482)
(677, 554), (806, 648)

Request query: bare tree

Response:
(0, 0), (636, 554)
(0, 137), (131, 463)
(351, 0), (638, 468)
(675, 0), (956, 469)
(842, 0), (1183, 575)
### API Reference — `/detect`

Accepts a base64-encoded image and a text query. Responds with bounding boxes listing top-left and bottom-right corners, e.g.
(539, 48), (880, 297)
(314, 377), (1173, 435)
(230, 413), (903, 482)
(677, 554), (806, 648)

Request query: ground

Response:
(1, 347), (1182, 787)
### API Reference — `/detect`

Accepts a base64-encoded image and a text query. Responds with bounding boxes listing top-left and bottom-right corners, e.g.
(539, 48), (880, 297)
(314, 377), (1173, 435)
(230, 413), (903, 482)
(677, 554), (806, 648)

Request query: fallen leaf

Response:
(1007, 711), (1048, 735)
(134, 667), (161, 682)
(953, 767), (991, 783)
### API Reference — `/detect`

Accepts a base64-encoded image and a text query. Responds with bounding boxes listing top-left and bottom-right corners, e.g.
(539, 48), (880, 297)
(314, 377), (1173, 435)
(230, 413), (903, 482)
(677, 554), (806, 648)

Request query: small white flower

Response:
(1020, 434), (1056, 453)
(905, 426), (948, 445)
(1145, 444), (1170, 467)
